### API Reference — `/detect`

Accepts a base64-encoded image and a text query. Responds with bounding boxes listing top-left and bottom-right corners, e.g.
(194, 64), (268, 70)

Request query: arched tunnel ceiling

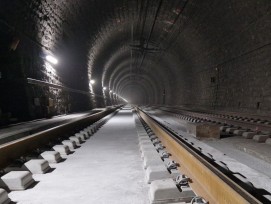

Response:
(87, 0), (187, 101)
(1, 0), (271, 106)
(1, 0), (194, 104)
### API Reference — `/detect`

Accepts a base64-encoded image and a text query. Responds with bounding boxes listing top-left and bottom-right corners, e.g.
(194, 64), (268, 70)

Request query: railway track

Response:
(0, 110), (104, 145)
(154, 106), (271, 133)
(136, 107), (271, 204)
(1, 105), (269, 203)
(144, 106), (271, 145)
(0, 106), (120, 188)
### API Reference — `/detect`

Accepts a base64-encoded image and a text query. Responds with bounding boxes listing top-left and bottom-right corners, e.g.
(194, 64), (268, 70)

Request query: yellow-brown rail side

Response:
(137, 108), (262, 204)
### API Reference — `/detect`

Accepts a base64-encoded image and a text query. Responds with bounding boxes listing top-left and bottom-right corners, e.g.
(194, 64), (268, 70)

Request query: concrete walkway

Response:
(9, 109), (148, 204)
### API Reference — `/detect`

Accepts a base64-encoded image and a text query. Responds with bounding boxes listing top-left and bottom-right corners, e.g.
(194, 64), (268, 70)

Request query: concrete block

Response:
(163, 158), (171, 164)
(1, 171), (34, 191)
(0, 189), (10, 204)
(81, 130), (89, 134)
(143, 155), (164, 169)
(233, 129), (246, 135)
(80, 131), (90, 139)
(137, 135), (149, 139)
(219, 126), (230, 131)
(139, 139), (151, 144)
(253, 135), (270, 143)
(141, 149), (158, 158)
(83, 128), (91, 133)
(69, 136), (82, 145)
(152, 138), (161, 144)
(75, 133), (86, 141)
(62, 140), (77, 150)
(149, 179), (195, 204)
(265, 138), (271, 145)
(145, 165), (171, 184)
(138, 132), (148, 136)
(261, 131), (271, 135)
(138, 135), (149, 139)
(52, 145), (70, 157)
(140, 144), (155, 153)
(141, 147), (156, 156)
(143, 151), (160, 159)
(138, 138), (150, 143)
(138, 135), (148, 139)
(225, 127), (238, 134)
(139, 138), (151, 143)
(24, 159), (51, 174)
(87, 127), (96, 134)
(187, 122), (220, 139)
(40, 151), (62, 163)
(139, 142), (153, 148)
(137, 131), (147, 135)
(242, 132), (256, 139)
(91, 125), (98, 131)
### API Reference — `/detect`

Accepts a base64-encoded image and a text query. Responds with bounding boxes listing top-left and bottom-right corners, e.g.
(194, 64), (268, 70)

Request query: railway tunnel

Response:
(0, 1), (271, 204)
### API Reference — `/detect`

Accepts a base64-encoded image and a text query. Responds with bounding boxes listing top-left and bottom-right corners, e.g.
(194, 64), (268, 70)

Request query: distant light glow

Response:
(119, 96), (128, 103)
(90, 80), (95, 85)
(109, 90), (113, 93)
(46, 55), (58, 65)
(103, 87), (107, 90)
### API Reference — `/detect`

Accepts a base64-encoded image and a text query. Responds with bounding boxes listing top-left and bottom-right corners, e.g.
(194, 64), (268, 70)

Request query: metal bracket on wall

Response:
(27, 78), (104, 98)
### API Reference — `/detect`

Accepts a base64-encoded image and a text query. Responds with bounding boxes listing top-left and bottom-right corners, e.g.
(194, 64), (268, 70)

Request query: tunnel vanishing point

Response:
(0, 0), (271, 125)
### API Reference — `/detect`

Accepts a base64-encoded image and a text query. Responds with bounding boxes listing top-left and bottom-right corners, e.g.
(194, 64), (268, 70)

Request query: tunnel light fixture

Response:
(103, 87), (107, 90)
(45, 55), (58, 65)
(90, 80), (95, 85)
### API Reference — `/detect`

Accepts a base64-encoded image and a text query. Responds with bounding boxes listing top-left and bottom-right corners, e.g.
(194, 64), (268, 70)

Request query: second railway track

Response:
(156, 106), (271, 133)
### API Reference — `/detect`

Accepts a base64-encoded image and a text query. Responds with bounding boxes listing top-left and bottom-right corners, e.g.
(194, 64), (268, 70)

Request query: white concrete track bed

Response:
(9, 109), (149, 204)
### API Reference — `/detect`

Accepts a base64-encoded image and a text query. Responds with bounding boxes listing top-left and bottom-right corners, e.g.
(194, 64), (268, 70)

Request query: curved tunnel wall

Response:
(0, 0), (271, 124)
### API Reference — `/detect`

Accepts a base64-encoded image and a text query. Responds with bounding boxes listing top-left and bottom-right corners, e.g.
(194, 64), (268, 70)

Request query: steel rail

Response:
(0, 107), (120, 169)
(157, 106), (271, 132)
(137, 108), (265, 204)
(153, 105), (271, 122)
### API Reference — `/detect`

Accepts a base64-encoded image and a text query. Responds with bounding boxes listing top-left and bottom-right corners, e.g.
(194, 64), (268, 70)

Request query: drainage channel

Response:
(0, 108), (120, 204)
(136, 108), (269, 204)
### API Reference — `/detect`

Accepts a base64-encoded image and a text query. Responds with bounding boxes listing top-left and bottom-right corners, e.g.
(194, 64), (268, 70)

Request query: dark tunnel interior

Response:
(0, 0), (271, 124)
